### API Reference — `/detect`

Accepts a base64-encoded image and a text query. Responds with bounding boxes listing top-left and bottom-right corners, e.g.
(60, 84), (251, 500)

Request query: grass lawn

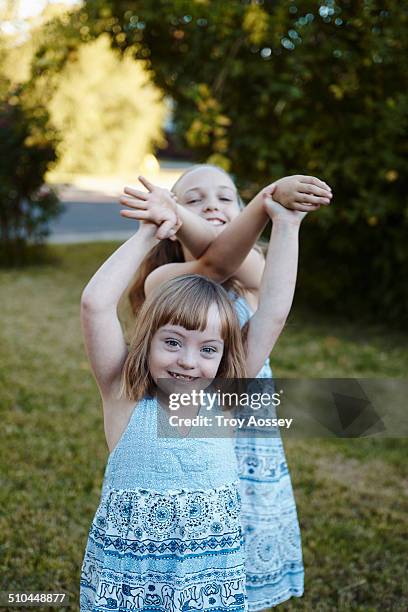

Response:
(1, 242), (407, 611)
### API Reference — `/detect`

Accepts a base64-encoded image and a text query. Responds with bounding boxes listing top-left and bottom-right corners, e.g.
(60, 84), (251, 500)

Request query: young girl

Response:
(79, 193), (308, 611)
(118, 165), (332, 608)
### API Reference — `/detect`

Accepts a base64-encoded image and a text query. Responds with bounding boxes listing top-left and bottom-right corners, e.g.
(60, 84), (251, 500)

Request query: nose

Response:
(177, 348), (197, 370)
(203, 199), (220, 212)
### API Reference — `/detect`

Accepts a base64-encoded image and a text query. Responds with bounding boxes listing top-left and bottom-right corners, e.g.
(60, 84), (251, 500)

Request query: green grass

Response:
(1, 242), (407, 611)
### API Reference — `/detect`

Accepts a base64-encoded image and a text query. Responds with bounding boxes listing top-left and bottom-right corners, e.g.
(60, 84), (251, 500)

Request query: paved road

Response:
(48, 197), (138, 244)
(47, 162), (192, 244)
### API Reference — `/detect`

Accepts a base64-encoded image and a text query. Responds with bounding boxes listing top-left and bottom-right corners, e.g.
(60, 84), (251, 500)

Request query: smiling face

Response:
(173, 166), (241, 232)
(148, 303), (224, 389)
(121, 275), (247, 401)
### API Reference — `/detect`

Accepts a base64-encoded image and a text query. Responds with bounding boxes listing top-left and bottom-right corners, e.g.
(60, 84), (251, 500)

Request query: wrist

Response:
(271, 217), (302, 229)
(175, 203), (185, 222)
(167, 193), (178, 213)
(247, 189), (270, 220)
(137, 222), (159, 240)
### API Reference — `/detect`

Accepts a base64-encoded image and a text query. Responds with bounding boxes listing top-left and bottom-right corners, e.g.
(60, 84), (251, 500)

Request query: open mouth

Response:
(205, 218), (226, 226)
(168, 371), (198, 381)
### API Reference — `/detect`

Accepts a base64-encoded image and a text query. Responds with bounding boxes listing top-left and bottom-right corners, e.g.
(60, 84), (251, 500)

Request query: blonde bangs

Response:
(154, 277), (231, 335)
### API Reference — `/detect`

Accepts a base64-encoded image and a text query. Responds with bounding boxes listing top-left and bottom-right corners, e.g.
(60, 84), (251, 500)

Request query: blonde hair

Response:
(121, 274), (247, 401)
(128, 163), (245, 315)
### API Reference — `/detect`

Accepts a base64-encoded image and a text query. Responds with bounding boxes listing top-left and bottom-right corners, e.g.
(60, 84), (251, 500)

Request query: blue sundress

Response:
(232, 294), (304, 609)
(80, 397), (247, 611)
(80, 293), (304, 611)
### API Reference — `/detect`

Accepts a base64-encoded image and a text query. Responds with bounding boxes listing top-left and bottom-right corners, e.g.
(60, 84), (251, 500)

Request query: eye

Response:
(201, 346), (217, 355)
(186, 199), (201, 205)
(164, 338), (181, 348)
(219, 197), (232, 202)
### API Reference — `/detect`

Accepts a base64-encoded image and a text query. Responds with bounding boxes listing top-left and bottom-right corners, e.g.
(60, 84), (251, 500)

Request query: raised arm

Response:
(120, 174), (332, 260)
(143, 188), (270, 295)
(120, 175), (332, 295)
(195, 175), (331, 287)
(244, 198), (307, 377)
(80, 223), (158, 400)
(143, 182), (309, 296)
(196, 189), (269, 282)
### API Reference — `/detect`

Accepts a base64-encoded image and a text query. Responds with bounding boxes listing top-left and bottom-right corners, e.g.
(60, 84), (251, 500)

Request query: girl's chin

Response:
(210, 223), (228, 234)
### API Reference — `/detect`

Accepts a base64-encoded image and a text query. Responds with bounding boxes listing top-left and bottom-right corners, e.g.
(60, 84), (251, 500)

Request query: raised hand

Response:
(263, 175), (332, 212)
(263, 192), (308, 225)
(119, 176), (182, 240)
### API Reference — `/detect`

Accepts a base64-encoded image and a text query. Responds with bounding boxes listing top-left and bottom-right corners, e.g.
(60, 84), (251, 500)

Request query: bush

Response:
(297, 217), (408, 327)
(23, 1), (407, 323)
(90, 0), (407, 325)
(0, 77), (63, 265)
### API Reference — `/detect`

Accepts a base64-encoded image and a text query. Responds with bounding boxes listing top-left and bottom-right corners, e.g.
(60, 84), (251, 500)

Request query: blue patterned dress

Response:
(232, 294), (304, 609)
(80, 397), (247, 612)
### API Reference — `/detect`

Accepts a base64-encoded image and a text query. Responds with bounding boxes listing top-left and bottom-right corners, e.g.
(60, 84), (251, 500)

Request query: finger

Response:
(299, 176), (332, 191)
(156, 219), (177, 240)
(293, 202), (321, 212)
(297, 185), (331, 198)
(120, 209), (151, 220)
(138, 175), (155, 192)
(263, 183), (277, 197)
(123, 186), (149, 199)
(170, 219), (182, 234)
(296, 186), (332, 203)
(263, 196), (278, 206)
(119, 196), (148, 209)
(299, 175), (330, 190)
(295, 193), (330, 206)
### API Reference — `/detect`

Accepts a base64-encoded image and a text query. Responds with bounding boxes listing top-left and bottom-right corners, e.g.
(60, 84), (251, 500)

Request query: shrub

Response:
(0, 77), (63, 265)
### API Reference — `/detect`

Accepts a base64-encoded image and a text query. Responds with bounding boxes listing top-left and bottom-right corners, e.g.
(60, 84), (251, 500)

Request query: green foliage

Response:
(0, 1), (167, 265)
(78, 0), (408, 325)
(48, 34), (165, 176)
(0, 69), (63, 264)
(3, 5), (166, 178)
(8, 6), (165, 180)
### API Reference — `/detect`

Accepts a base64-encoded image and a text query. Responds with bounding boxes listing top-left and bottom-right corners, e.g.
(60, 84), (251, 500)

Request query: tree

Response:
(3, 3), (166, 178)
(22, 0), (408, 322)
(0, 67), (62, 263)
(78, 0), (408, 323)
(48, 34), (165, 177)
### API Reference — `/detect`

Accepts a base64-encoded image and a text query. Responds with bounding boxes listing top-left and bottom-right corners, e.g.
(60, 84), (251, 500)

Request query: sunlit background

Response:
(3, 0), (80, 23)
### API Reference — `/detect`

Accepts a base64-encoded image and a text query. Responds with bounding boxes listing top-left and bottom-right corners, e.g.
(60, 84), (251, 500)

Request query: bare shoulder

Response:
(144, 261), (196, 296)
(102, 393), (139, 454)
